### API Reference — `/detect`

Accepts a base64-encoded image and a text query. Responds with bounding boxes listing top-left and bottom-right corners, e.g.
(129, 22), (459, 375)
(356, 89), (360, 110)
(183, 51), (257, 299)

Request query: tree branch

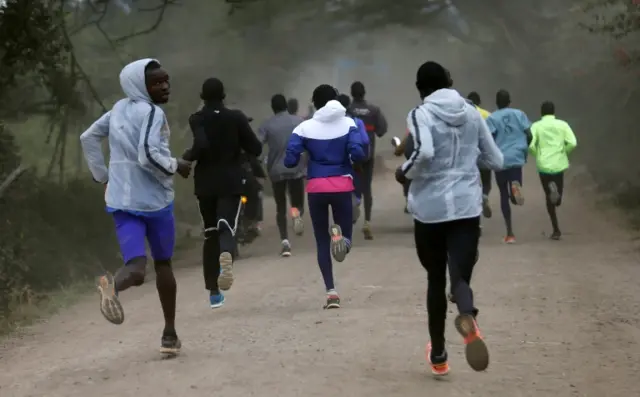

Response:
(0, 165), (28, 199)
(113, 0), (175, 43)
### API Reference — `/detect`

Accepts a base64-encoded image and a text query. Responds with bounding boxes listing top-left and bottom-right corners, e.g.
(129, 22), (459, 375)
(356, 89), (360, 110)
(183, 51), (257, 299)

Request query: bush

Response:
(0, 124), (118, 318)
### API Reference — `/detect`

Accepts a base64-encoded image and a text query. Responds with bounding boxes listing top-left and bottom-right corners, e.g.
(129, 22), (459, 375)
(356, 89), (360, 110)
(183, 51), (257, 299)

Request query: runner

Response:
(348, 81), (388, 240)
(284, 84), (366, 309)
(287, 97), (299, 115)
(485, 89), (532, 243)
(467, 91), (493, 218)
(258, 94), (306, 256)
(336, 93), (370, 224)
(529, 101), (577, 240)
(183, 77), (262, 308)
(392, 129), (413, 213)
(79, 58), (190, 354)
(395, 61), (503, 375)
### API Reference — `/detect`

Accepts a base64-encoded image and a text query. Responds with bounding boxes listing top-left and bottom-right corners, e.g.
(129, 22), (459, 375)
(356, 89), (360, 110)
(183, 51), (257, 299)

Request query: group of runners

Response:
(79, 58), (577, 375)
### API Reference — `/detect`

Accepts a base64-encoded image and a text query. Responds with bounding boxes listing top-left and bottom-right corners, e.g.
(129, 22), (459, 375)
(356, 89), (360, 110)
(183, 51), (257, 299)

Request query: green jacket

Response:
(529, 115), (577, 174)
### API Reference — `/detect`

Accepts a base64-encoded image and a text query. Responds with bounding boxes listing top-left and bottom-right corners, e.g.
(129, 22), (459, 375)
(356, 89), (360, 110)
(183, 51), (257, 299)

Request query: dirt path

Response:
(2, 166), (640, 397)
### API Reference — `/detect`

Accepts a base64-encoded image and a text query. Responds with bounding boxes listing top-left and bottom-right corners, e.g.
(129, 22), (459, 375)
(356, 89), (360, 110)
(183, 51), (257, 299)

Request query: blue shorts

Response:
(112, 210), (175, 264)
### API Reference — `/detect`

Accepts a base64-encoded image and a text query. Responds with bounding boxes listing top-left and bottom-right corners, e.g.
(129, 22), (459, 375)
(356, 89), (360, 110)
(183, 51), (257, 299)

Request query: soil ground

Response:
(1, 165), (640, 397)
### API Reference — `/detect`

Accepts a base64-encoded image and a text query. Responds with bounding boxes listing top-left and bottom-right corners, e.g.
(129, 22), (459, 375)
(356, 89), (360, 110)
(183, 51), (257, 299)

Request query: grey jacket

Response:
(399, 89), (504, 223)
(258, 111), (305, 182)
(80, 58), (177, 212)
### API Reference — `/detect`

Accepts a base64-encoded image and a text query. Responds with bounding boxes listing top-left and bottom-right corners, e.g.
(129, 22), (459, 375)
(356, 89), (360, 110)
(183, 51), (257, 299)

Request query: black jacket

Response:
(184, 102), (262, 197)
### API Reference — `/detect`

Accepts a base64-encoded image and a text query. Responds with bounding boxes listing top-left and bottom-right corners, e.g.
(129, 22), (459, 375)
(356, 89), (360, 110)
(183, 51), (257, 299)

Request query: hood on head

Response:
(312, 100), (346, 123)
(424, 88), (468, 126)
(119, 58), (158, 102)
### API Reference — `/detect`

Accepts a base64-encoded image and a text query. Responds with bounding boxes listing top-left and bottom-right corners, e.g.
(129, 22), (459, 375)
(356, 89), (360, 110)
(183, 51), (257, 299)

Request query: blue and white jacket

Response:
(284, 100), (367, 178)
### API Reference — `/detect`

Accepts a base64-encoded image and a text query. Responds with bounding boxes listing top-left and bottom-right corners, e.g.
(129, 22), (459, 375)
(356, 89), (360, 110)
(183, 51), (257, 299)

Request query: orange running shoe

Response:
(510, 181), (524, 205)
(426, 342), (449, 376)
(290, 207), (304, 236)
(503, 235), (516, 244)
(454, 314), (489, 371)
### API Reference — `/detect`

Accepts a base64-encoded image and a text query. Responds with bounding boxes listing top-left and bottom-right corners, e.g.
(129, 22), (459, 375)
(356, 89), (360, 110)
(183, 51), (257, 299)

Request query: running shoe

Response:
(160, 331), (182, 356)
(218, 252), (234, 291)
(209, 292), (225, 309)
(550, 230), (561, 240)
(454, 314), (489, 371)
(503, 235), (516, 244)
(323, 290), (341, 309)
(280, 239), (292, 257)
(96, 273), (124, 325)
(548, 181), (560, 206)
(482, 194), (492, 218)
(426, 342), (450, 376)
(362, 221), (374, 240)
(330, 224), (348, 262)
(290, 207), (304, 236)
(510, 181), (525, 205)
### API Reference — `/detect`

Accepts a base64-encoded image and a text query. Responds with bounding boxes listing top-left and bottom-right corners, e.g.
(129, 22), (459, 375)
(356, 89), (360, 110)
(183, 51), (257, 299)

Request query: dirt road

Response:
(1, 166), (640, 397)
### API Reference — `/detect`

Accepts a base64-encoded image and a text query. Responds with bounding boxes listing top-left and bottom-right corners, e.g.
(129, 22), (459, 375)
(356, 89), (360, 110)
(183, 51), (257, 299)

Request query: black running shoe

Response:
(160, 331), (182, 356)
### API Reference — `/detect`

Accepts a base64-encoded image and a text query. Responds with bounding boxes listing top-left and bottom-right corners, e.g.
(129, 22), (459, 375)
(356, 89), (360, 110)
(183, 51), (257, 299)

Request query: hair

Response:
(541, 101), (555, 116)
(350, 81), (365, 100)
(271, 94), (287, 113)
(336, 93), (351, 108)
(287, 98), (299, 115)
(312, 84), (338, 109)
(201, 77), (225, 102)
(445, 69), (453, 88)
(496, 89), (511, 109)
(144, 60), (161, 73)
(415, 61), (449, 98)
(467, 91), (481, 106)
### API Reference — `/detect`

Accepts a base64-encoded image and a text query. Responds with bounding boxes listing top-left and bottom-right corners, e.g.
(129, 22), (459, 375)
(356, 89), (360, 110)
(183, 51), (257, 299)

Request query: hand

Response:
(395, 166), (407, 185)
(176, 158), (192, 178)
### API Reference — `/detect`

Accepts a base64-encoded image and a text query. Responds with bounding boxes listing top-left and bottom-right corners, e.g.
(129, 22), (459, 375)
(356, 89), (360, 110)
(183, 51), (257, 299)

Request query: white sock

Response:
(326, 289), (338, 296)
(282, 239), (290, 246)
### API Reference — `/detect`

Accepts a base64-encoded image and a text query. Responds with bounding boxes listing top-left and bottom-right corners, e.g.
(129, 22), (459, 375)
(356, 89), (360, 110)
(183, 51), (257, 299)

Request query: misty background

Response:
(0, 0), (638, 326)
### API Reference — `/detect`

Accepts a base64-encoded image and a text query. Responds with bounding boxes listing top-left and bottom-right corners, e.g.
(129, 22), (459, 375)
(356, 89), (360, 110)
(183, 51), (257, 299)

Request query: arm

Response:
(374, 106), (388, 138)
(236, 111), (262, 157)
(403, 133), (415, 160)
(528, 123), (539, 157)
(563, 122), (577, 154)
(347, 122), (366, 163)
(399, 108), (435, 180)
(183, 112), (209, 162)
(138, 107), (177, 177)
(80, 112), (111, 184)
(257, 122), (269, 144)
(477, 112), (504, 171)
(518, 110), (533, 145)
(284, 125), (305, 168)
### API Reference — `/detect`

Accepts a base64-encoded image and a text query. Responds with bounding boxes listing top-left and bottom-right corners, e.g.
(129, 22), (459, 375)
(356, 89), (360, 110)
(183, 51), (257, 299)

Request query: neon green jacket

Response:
(529, 115), (577, 174)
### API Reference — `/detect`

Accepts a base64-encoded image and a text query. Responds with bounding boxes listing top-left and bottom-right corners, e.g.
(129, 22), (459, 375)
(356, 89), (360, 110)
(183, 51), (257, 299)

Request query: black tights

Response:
(414, 217), (480, 355)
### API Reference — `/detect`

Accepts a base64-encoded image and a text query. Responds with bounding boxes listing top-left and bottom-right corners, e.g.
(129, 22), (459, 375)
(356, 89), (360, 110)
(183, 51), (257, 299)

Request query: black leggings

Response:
(272, 178), (305, 240)
(359, 158), (374, 221)
(198, 195), (243, 293)
(414, 216), (480, 354)
(539, 172), (564, 232)
(479, 168), (492, 196)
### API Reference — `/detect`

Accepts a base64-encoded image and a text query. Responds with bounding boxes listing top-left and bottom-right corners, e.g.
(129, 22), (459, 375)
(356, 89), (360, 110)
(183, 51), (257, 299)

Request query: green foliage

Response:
(0, 0), (69, 95)
(581, 0), (640, 38)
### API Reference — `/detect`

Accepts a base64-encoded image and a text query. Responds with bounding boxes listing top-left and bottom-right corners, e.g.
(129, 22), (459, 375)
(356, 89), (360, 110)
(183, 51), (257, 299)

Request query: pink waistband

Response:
(306, 176), (354, 193)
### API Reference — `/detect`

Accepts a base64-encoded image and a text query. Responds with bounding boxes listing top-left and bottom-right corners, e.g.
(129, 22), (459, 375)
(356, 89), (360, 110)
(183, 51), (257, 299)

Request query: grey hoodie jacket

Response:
(80, 58), (177, 212)
(400, 89), (503, 223)
(258, 111), (305, 182)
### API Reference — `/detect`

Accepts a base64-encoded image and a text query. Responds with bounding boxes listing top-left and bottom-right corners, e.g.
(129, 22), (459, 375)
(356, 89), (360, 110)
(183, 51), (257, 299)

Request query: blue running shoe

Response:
(210, 293), (225, 309)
